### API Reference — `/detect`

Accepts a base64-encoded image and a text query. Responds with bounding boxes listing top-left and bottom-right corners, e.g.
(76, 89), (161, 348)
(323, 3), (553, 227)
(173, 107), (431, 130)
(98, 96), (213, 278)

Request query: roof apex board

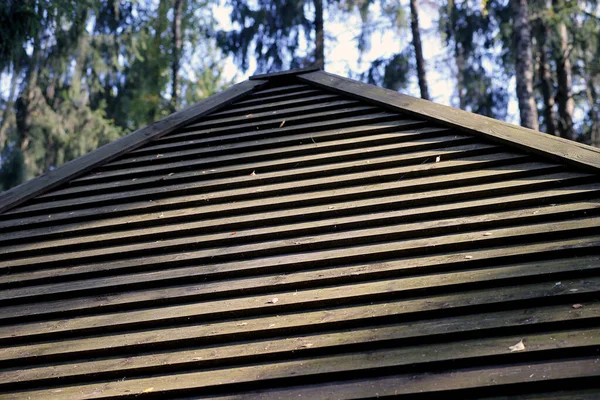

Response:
(298, 70), (600, 173)
(0, 79), (268, 215)
(250, 67), (321, 80)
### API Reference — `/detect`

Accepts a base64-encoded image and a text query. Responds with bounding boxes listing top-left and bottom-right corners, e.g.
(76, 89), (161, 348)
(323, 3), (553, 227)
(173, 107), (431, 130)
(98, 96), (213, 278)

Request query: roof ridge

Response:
(249, 67), (321, 81)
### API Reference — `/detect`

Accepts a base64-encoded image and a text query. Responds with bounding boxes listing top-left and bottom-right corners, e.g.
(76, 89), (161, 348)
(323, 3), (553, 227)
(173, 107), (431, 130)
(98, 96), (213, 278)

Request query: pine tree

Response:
(314, 0), (325, 69)
(533, 12), (559, 136)
(512, 0), (539, 130)
(439, 0), (509, 119)
(409, 0), (429, 100)
(551, 0), (575, 139)
(171, 0), (185, 112)
(219, 0), (325, 73)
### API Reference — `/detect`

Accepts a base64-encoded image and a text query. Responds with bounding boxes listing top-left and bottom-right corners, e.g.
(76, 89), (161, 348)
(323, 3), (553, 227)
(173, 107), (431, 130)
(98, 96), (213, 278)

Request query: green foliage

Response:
(0, 145), (25, 192)
(0, 0), (39, 71)
(439, 0), (509, 119)
(1, 0), (599, 192)
(363, 50), (411, 91)
(0, 0), (231, 191)
(218, 0), (313, 73)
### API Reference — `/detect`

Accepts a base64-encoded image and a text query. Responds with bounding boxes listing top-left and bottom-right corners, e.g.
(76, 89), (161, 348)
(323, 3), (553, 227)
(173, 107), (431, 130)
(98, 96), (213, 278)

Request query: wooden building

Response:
(0, 68), (599, 399)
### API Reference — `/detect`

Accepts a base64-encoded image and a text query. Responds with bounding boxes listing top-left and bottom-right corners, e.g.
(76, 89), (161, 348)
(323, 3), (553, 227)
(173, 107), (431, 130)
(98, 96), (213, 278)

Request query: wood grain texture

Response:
(1, 79), (599, 400)
(0, 181), (596, 263)
(35, 128), (456, 200)
(0, 154), (546, 230)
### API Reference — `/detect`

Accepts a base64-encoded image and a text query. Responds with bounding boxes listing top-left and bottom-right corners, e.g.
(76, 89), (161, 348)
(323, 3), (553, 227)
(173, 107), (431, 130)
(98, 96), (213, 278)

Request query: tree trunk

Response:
(584, 54), (600, 147)
(455, 47), (466, 109)
(512, 0), (539, 130)
(171, 0), (184, 111)
(313, 0), (325, 70)
(0, 59), (20, 146)
(71, 9), (90, 100)
(587, 80), (600, 147)
(552, 0), (575, 140)
(15, 17), (43, 182)
(536, 25), (559, 136)
(20, 32), (41, 151)
(410, 0), (429, 100)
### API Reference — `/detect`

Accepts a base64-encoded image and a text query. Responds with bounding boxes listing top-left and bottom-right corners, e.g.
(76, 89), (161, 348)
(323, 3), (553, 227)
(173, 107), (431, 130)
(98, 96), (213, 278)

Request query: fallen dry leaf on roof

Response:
(279, 120), (286, 128)
(142, 387), (154, 393)
(509, 340), (526, 352)
(572, 304), (583, 309)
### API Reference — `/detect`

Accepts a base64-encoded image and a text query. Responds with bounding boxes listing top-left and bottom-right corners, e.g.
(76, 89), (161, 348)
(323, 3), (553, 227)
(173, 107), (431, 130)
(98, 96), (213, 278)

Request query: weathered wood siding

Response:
(0, 79), (599, 399)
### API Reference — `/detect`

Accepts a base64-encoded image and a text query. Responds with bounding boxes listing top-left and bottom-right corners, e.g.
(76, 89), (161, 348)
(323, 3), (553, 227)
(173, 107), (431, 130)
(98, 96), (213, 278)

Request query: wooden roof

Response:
(1, 69), (600, 399)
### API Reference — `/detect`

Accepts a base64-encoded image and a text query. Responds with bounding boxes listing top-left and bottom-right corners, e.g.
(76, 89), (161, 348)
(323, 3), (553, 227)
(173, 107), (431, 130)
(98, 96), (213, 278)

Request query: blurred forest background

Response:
(0, 0), (599, 191)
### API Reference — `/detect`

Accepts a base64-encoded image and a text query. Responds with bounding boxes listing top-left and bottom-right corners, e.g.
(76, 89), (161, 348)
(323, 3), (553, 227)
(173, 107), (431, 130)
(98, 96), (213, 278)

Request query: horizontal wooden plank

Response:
(201, 358), (600, 400)
(1, 236), (597, 322)
(246, 83), (310, 97)
(299, 70), (600, 172)
(1, 217), (598, 312)
(69, 123), (446, 184)
(207, 93), (341, 118)
(0, 268), (597, 356)
(229, 88), (322, 107)
(136, 104), (380, 150)
(37, 128), (457, 200)
(142, 104), (379, 148)
(483, 389), (600, 400)
(3, 212), (598, 305)
(187, 98), (360, 130)
(4, 338), (598, 399)
(101, 112), (409, 169)
(4, 180), (597, 264)
(3, 199), (598, 277)
(0, 251), (598, 344)
(0, 153), (537, 231)
(0, 166), (578, 245)
(2, 323), (598, 392)
(18, 140), (485, 215)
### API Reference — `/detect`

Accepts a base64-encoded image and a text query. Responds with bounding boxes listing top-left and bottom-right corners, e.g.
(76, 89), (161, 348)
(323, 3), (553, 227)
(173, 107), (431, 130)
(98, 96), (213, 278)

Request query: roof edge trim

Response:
(250, 67), (320, 80)
(298, 70), (600, 172)
(0, 79), (268, 215)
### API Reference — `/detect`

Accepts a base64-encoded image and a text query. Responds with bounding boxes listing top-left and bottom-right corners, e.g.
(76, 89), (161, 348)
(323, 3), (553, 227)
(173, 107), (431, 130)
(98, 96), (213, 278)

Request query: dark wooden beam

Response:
(0, 79), (268, 215)
(250, 67), (320, 81)
(298, 70), (600, 172)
